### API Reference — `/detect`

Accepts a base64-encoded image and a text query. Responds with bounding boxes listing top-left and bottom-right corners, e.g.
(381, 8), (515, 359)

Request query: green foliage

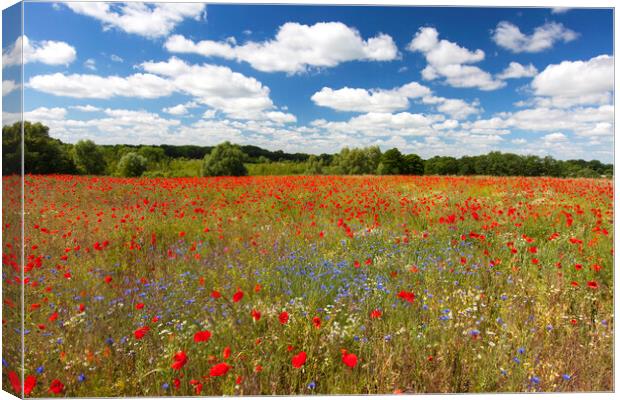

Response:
(202, 141), (248, 177)
(247, 161), (308, 176)
(5, 121), (613, 179)
(332, 146), (381, 175)
(377, 148), (404, 175)
(73, 139), (106, 175)
(117, 152), (147, 177)
(138, 146), (166, 165)
(402, 153), (425, 175)
(2, 121), (76, 175)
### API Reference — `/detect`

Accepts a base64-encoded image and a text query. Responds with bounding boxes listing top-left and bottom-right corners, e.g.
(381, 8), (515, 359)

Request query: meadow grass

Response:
(2, 174), (613, 396)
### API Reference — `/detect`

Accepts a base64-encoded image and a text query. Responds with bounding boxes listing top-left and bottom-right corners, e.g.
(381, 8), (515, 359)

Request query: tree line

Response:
(2, 121), (613, 178)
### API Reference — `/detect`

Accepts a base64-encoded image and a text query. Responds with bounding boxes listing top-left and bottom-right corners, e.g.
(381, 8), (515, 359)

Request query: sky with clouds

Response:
(2, 3), (614, 162)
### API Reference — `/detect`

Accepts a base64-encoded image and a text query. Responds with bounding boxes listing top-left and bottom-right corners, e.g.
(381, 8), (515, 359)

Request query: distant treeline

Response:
(2, 121), (613, 178)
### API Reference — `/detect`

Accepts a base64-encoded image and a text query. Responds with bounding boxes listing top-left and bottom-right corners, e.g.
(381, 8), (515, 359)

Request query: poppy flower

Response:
(104, 276), (112, 284)
(209, 362), (231, 377)
(254, 284), (261, 293)
(232, 289), (244, 303)
(291, 351), (307, 369)
(251, 309), (261, 321)
(171, 351), (188, 370)
(49, 311), (58, 322)
(370, 309), (382, 319)
(24, 375), (36, 395)
(397, 291), (415, 303)
(223, 346), (231, 359)
(342, 351), (358, 368)
(134, 326), (150, 339)
(211, 290), (221, 299)
(587, 281), (599, 289)
(279, 311), (289, 325)
(78, 303), (85, 312)
(135, 303), (145, 310)
(48, 379), (64, 394)
(8, 371), (20, 394)
(312, 316), (321, 329)
(353, 260), (361, 268)
(194, 330), (212, 343)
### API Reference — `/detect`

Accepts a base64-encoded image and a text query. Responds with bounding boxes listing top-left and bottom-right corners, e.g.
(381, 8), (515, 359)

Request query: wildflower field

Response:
(2, 174), (614, 396)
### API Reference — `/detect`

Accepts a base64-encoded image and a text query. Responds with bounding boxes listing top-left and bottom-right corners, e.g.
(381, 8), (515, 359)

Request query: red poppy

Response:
(279, 311), (289, 325)
(171, 351), (188, 370)
(209, 362), (231, 377)
(251, 309), (261, 321)
(370, 309), (382, 319)
(49, 311), (58, 322)
(397, 291), (415, 303)
(353, 260), (361, 268)
(291, 351), (307, 369)
(48, 379), (65, 394)
(254, 284), (261, 293)
(312, 316), (321, 329)
(232, 289), (244, 303)
(104, 276), (112, 284)
(342, 351), (358, 368)
(587, 281), (599, 289)
(78, 303), (85, 312)
(194, 330), (212, 343)
(24, 375), (36, 395)
(223, 346), (231, 359)
(8, 371), (20, 394)
(211, 290), (221, 299)
(135, 303), (145, 310)
(134, 326), (150, 339)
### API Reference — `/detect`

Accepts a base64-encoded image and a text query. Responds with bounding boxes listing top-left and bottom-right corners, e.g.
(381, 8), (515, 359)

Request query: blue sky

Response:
(2, 3), (614, 161)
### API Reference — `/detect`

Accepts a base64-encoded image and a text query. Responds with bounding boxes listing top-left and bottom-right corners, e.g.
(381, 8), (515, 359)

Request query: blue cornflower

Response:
(78, 373), (86, 382)
(162, 383), (170, 390)
(513, 357), (520, 364)
(308, 381), (316, 390)
(105, 337), (114, 345)
(530, 376), (540, 385)
(518, 347), (525, 354)
(384, 335), (392, 341)
(36, 366), (44, 374)
(562, 374), (571, 381)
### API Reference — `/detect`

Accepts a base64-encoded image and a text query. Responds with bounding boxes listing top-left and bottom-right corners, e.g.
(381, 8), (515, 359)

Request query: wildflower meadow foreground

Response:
(2, 174), (613, 396)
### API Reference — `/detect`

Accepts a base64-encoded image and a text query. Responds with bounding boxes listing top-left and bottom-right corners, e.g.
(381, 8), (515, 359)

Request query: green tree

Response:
(138, 146), (166, 165)
(305, 155), (325, 175)
(73, 139), (106, 175)
(2, 121), (76, 175)
(402, 153), (425, 175)
(202, 141), (248, 177)
(117, 152), (147, 177)
(377, 148), (404, 175)
(331, 146), (382, 175)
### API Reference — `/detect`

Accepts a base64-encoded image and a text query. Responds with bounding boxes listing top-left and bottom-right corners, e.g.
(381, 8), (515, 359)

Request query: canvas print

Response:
(1, 2), (614, 397)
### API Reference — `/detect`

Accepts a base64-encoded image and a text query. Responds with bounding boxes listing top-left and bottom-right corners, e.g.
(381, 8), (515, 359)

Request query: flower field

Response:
(2, 174), (613, 396)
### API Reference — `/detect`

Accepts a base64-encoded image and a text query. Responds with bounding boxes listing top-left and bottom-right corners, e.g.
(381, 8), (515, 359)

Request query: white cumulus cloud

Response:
(310, 82), (430, 113)
(3, 35), (76, 66)
(492, 21), (578, 53)
(407, 27), (504, 91)
(164, 21), (398, 74)
(65, 2), (206, 39)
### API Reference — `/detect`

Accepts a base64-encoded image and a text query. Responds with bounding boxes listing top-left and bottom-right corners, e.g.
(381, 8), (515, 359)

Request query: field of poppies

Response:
(2, 174), (614, 396)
